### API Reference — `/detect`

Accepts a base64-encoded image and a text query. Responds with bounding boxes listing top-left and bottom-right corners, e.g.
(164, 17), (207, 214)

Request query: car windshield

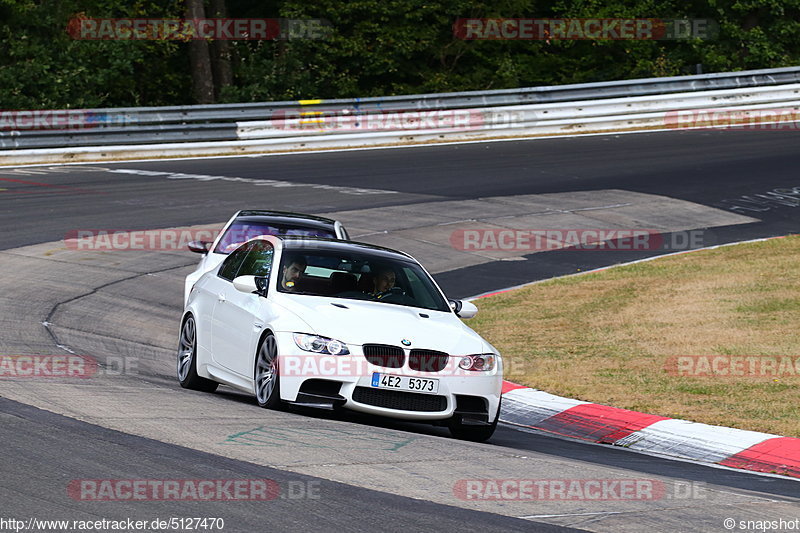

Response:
(214, 221), (336, 254)
(276, 249), (450, 313)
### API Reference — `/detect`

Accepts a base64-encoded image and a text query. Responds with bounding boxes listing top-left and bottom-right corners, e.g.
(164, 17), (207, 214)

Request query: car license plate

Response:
(371, 373), (439, 394)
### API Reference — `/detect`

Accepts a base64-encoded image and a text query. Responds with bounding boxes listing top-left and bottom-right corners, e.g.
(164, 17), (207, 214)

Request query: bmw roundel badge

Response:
(401, 339), (411, 346)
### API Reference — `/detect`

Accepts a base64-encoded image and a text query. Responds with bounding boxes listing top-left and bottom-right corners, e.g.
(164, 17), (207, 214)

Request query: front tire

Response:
(177, 315), (218, 393)
(255, 333), (282, 409)
(448, 398), (500, 442)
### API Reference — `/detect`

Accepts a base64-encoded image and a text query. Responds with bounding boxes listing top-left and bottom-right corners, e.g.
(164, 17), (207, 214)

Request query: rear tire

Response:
(448, 398), (500, 442)
(255, 333), (282, 409)
(177, 315), (218, 393)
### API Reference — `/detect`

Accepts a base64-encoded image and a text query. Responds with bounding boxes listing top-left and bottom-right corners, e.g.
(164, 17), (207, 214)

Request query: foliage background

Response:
(1, 0), (798, 109)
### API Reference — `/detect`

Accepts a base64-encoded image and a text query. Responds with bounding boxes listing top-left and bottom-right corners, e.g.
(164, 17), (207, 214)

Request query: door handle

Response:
(217, 293), (226, 303)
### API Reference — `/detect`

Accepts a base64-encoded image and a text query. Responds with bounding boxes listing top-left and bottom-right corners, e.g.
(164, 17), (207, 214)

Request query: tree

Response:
(208, 0), (233, 100)
(185, 0), (214, 104)
(0, 0), (187, 109)
(1, 0), (799, 109)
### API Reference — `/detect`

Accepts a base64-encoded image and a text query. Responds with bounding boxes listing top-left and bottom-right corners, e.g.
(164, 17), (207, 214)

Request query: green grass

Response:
(470, 235), (800, 437)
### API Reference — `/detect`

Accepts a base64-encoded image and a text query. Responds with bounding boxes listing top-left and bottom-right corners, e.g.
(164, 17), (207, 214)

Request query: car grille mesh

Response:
(408, 349), (449, 372)
(362, 344), (405, 368)
(352, 387), (447, 412)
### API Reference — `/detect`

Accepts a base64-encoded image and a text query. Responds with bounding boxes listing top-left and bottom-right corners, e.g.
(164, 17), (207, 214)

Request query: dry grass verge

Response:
(471, 236), (800, 437)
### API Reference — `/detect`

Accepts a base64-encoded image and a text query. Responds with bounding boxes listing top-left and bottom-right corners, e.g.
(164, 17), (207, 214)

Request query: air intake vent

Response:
(409, 349), (449, 372)
(362, 344), (405, 368)
(352, 387), (447, 412)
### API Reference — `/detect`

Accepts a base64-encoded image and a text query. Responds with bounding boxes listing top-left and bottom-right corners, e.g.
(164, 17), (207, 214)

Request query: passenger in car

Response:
(370, 268), (396, 298)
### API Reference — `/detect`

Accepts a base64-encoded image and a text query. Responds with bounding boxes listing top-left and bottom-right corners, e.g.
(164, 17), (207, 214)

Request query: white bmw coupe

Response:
(178, 235), (503, 441)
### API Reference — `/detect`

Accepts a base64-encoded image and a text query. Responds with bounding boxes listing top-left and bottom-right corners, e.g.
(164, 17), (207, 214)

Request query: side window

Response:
(218, 242), (252, 281)
(237, 240), (274, 277)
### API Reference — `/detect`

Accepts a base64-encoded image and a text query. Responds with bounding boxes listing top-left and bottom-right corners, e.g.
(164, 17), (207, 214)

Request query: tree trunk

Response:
(208, 0), (233, 100)
(210, 0), (233, 100)
(185, 0), (215, 104)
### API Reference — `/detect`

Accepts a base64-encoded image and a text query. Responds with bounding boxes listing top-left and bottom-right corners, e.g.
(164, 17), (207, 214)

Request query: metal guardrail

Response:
(235, 84), (800, 139)
(1, 66), (799, 157)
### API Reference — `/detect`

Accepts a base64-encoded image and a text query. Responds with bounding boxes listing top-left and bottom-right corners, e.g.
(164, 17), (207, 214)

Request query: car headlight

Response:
(293, 333), (350, 355)
(458, 354), (496, 372)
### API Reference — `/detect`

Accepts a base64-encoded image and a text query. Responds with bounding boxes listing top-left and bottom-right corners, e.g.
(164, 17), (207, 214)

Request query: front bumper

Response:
(274, 332), (502, 422)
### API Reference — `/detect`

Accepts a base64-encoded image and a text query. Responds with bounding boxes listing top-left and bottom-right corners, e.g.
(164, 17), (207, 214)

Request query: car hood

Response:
(274, 295), (487, 355)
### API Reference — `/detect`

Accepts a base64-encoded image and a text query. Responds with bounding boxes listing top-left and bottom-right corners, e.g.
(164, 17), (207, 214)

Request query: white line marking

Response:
(106, 168), (399, 196)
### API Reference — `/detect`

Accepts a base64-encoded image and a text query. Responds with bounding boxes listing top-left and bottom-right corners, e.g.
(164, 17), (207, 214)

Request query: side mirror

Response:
(232, 275), (269, 297)
(188, 240), (212, 254)
(449, 299), (478, 319)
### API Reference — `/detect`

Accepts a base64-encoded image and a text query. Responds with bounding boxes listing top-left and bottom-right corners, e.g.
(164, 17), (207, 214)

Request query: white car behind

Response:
(183, 210), (349, 306)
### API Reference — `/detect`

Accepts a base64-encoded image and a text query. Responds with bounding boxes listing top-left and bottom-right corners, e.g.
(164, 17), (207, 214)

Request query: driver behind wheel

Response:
(281, 255), (307, 291)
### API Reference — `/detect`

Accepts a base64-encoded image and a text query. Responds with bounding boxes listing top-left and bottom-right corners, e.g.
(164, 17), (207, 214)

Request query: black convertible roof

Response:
(235, 210), (338, 229)
(278, 236), (414, 261)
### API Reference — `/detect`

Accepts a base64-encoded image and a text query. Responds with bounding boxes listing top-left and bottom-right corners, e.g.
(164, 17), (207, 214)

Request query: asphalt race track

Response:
(1, 398), (556, 532)
(2, 129), (799, 532)
(2, 128), (799, 296)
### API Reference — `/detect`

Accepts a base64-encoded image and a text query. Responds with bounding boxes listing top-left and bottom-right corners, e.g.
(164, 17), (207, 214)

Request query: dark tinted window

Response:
(238, 240), (274, 277)
(218, 242), (252, 281)
(214, 221), (336, 254)
(276, 249), (449, 312)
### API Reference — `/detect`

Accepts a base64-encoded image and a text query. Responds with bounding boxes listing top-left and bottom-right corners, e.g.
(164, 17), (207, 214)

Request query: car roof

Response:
(235, 210), (337, 228)
(277, 236), (414, 261)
